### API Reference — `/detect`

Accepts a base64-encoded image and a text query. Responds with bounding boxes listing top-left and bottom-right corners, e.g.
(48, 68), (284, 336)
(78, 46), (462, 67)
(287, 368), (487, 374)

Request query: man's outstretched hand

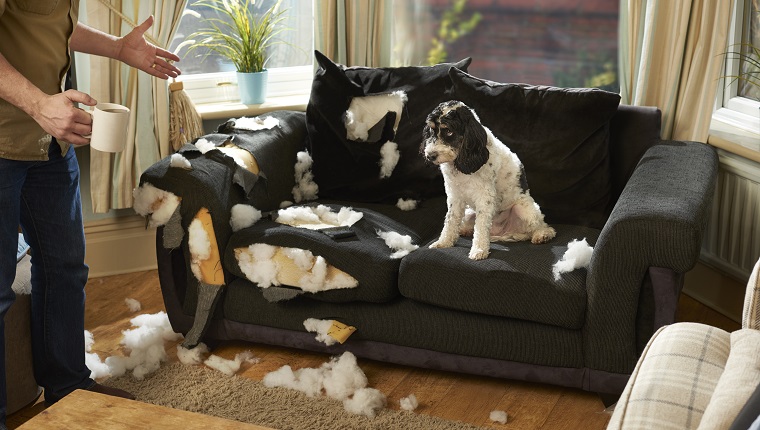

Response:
(117, 16), (181, 80)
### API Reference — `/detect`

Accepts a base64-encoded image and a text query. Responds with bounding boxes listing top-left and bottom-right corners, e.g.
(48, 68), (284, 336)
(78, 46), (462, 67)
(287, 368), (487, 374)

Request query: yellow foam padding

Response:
(220, 143), (260, 175)
(271, 248), (353, 287)
(193, 207), (225, 286)
(327, 320), (356, 344)
(235, 246), (354, 289)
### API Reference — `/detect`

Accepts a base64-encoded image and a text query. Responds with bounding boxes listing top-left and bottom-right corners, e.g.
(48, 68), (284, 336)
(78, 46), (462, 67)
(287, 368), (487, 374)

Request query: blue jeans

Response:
(0, 142), (93, 425)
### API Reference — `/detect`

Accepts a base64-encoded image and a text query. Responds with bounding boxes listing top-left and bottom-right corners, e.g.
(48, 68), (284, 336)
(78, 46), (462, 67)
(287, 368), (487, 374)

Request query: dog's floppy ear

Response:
(454, 107), (489, 174)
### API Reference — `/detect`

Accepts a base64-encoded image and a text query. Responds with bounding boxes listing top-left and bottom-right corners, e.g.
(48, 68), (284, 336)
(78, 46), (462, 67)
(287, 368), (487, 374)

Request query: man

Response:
(0, 1), (181, 427)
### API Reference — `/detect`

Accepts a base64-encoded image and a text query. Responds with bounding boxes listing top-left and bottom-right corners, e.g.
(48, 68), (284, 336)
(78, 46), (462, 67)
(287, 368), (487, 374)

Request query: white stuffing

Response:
(490, 410), (509, 424)
(124, 298), (142, 313)
(84, 330), (111, 379)
(292, 151), (319, 203)
(296, 254), (329, 291)
(263, 365), (325, 398)
(263, 351), (385, 417)
(105, 311), (184, 380)
(236, 244), (358, 292)
(320, 352), (368, 401)
(85, 329), (95, 352)
(378, 141), (400, 179)
(85, 312), (183, 381)
(230, 204), (262, 232)
(344, 91), (407, 142)
(396, 198), (418, 211)
(280, 200), (293, 209)
(194, 138), (216, 154)
(233, 115), (280, 131)
(237, 243), (279, 288)
(132, 183), (181, 227)
(204, 351), (259, 376)
(188, 218), (212, 282)
(275, 205), (363, 230)
(343, 387), (387, 418)
(399, 393), (419, 411)
(552, 238), (594, 281)
(169, 153), (192, 169)
(377, 230), (418, 259)
(303, 318), (337, 346)
(176, 342), (210, 366)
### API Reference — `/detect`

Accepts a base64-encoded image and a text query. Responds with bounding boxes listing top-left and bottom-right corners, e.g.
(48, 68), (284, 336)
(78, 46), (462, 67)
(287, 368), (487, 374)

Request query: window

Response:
(712, 0), (760, 152)
(169, 0), (313, 105)
(395, 1), (619, 92)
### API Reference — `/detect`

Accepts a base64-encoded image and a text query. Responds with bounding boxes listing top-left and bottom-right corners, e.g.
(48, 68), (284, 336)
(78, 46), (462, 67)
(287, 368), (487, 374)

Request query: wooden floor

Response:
(7, 269), (741, 430)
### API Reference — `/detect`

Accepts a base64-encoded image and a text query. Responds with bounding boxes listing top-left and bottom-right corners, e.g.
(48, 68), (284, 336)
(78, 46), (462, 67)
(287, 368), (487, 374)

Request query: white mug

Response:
(89, 103), (130, 153)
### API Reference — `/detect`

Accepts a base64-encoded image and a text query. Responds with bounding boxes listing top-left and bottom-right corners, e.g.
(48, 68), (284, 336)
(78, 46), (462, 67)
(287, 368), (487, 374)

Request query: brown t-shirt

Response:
(0, 0), (79, 160)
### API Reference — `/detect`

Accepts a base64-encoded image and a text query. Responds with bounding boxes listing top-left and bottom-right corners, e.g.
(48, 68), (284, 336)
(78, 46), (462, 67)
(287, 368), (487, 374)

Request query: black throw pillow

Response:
(306, 50), (472, 203)
(447, 68), (621, 228)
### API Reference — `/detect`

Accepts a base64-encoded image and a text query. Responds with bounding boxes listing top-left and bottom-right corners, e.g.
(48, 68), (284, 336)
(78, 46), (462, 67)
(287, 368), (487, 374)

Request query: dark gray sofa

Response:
(138, 54), (718, 397)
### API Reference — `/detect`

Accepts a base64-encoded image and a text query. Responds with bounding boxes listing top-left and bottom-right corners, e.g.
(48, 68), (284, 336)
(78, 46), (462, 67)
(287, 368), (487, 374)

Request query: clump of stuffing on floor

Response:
(124, 298), (142, 313)
(399, 394), (419, 411)
(489, 410), (508, 424)
(263, 351), (387, 418)
(85, 312), (183, 380)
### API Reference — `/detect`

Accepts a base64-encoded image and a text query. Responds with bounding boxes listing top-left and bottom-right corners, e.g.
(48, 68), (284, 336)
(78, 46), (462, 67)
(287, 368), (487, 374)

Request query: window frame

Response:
(712, 0), (760, 139)
(172, 1), (314, 108)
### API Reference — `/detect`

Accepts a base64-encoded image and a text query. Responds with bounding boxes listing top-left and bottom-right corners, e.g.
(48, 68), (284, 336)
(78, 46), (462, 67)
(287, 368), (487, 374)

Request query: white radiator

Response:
(700, 151), (760, 281)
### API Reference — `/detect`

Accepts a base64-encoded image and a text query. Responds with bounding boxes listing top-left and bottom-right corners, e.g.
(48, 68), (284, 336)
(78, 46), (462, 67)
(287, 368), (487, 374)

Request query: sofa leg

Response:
(597, 392), (620, 408)
(182, 281), (224, 348)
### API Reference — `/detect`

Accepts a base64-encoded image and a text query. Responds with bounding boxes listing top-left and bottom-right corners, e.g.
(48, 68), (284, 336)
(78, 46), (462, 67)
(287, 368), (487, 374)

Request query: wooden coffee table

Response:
(17, 389), (274, 429)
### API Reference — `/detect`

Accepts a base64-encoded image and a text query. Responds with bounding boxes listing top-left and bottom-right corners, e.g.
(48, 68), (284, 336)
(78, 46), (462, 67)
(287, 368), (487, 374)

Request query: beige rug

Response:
(105, 362), (485, 430)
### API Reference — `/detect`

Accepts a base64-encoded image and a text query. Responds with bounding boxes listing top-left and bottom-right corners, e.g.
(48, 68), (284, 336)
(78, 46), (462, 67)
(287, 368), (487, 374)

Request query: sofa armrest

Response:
(136, 110), (308, 249)
(583, 141), (718, 374)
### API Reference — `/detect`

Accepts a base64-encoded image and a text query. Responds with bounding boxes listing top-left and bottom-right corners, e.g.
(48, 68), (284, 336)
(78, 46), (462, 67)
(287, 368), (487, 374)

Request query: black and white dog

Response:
(422, 100), (556, 260)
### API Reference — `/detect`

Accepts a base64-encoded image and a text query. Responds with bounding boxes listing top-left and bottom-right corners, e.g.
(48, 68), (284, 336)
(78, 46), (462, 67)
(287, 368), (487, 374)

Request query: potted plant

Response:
(186, 0), (287, 104)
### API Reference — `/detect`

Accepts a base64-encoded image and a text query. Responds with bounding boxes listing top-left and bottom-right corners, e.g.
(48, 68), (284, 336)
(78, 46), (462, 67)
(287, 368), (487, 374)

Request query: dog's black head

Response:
(421, 100), (489, 174)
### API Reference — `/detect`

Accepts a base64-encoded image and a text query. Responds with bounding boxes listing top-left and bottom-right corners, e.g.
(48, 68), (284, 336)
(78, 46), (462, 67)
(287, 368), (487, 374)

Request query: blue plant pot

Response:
(237, 69), (268, 105)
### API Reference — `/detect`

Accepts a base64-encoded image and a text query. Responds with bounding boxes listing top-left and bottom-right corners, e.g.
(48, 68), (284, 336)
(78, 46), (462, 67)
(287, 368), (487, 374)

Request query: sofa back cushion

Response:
(608, 104), (662, 204)
(447, 68), (621, 229)
(306, 51), (471, 203)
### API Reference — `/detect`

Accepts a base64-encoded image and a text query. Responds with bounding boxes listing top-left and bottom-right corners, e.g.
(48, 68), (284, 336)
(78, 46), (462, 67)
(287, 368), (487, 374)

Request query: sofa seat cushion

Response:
(224, 204), (424, 303)
(398, 225), (600, 329)
(318, 196), (448, 244)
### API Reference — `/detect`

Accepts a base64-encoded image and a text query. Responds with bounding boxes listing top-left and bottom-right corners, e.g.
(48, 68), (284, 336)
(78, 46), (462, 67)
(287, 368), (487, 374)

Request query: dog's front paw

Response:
(429, 239), (455, 249)
(468, 247), (489, 260)
(531, 227), (556, 244)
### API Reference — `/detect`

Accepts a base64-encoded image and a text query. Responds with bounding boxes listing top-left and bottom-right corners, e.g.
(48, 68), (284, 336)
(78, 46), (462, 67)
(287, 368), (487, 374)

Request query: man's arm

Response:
(0, 52), (95, 146)
(70, 16), (181, 80)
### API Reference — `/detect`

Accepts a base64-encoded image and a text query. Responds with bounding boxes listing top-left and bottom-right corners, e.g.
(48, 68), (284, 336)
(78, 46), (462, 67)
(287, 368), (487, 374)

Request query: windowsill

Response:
(708, 108), (760, 164)
(195, 93), (309, 120)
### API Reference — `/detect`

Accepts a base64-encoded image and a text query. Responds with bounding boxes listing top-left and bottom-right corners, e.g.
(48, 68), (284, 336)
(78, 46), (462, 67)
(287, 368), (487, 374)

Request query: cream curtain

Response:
(619, 0), (733, 141)
(314, 0), (395, 67)
(83, 0), (186, 212)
